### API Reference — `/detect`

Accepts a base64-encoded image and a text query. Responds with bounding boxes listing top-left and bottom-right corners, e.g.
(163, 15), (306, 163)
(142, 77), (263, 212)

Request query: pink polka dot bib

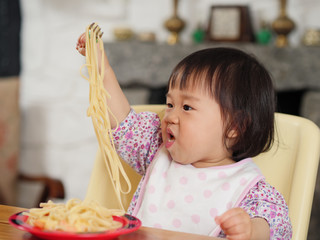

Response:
(133, 146), (264, 237)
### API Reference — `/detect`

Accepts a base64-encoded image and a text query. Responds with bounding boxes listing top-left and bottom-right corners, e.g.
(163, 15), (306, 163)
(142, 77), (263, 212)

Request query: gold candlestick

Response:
(271, 0), (295, 47)
(164, 0), (186, 45)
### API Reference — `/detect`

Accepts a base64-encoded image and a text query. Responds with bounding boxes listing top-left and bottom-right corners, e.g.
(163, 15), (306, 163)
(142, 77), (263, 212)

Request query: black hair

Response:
(167, 47), (276, 161)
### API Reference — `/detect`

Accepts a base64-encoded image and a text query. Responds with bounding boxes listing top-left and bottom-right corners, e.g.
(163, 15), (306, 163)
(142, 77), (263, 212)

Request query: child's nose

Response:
(165, 109), (179, 124)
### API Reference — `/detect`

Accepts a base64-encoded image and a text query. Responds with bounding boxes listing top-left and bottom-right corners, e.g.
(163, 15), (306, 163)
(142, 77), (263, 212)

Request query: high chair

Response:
(85, 104), (320, 240)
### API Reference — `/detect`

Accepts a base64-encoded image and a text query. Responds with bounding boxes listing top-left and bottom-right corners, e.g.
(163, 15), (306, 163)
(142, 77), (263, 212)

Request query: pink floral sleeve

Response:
(113, 109), (162, 175)
(238, 179), (292, 239)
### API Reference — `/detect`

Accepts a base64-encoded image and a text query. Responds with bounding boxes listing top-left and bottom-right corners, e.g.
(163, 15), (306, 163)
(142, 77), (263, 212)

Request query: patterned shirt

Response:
(113, 109), (292, 239)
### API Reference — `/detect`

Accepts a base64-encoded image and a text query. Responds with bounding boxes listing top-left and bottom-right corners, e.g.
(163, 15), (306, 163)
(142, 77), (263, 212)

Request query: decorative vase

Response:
(164, 0), (185, 45)
(271, 0), (295, 47)
(256, 21), (272, 45)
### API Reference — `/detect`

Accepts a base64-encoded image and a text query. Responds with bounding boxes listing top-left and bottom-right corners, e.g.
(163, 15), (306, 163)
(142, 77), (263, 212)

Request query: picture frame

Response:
(206, 5), (254, 42)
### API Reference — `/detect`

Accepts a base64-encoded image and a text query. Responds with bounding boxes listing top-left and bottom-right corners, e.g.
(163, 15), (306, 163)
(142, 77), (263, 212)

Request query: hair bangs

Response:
(168, 63), (216, 98)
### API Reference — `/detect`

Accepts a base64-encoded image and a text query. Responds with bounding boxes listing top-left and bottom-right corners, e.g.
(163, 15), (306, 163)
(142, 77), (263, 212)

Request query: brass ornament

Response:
(271, 0), (295, 47)
(164, 0), (186, 45)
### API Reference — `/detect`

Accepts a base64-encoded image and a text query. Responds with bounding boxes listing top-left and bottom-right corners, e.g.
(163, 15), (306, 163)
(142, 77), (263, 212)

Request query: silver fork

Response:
(89, 22), (104, 39)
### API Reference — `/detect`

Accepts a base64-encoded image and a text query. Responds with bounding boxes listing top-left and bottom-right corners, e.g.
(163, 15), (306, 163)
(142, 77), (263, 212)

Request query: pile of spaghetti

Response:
(24, 199), (124, 232)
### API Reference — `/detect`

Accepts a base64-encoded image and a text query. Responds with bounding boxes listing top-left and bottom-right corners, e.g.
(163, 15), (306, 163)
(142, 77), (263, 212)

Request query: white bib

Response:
(133, 146), (264, 236)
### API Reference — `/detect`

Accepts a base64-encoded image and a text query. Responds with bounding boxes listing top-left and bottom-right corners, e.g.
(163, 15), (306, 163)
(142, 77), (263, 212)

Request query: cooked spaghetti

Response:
(24, 199), (124, 232)
(80, 23), (131, 210)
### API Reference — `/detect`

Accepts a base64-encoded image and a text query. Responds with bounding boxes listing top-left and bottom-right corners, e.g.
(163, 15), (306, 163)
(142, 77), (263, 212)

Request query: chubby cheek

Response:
(179, 122), (199, 147)
(189, 121), (220, 148)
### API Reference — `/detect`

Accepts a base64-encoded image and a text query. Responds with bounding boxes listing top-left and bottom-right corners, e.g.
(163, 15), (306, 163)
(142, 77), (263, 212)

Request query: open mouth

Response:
(167, 128), (175, 141)
(165, 128), (175, 149)
(169, 133), (175, 141)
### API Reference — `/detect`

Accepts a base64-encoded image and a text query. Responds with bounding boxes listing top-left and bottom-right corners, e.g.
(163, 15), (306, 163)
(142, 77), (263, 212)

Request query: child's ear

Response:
(227, 128), (238, 139)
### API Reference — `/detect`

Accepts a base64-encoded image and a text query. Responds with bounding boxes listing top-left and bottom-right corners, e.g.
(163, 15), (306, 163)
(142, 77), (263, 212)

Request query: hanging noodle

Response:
(80, 23), (131, 211)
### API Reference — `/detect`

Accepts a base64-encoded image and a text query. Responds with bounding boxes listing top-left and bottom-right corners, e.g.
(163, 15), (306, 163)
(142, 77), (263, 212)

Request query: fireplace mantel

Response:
(105, 41), (320, 91)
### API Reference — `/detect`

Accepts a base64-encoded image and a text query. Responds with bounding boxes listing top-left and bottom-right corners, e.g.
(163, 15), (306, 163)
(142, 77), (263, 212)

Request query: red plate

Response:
(9, 211), (141, 240)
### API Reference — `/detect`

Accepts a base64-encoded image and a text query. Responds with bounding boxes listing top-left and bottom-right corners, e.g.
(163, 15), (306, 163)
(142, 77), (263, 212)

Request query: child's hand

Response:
(76, 32), (110, 69)
(76, 33), (86, 56)
(215, 207), (252, 240)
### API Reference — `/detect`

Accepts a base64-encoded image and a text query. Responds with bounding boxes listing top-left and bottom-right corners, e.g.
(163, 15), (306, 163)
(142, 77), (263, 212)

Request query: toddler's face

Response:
(161, 86), (235, 168)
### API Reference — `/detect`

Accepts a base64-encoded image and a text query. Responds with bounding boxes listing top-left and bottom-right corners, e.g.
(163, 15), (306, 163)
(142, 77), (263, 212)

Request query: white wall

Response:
(19, 0), (320, 203)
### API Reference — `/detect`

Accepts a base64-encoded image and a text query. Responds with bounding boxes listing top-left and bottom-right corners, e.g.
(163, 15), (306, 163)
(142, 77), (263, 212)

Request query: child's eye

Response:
(183, 105), (192, 111)
(167, 103), (173, 108)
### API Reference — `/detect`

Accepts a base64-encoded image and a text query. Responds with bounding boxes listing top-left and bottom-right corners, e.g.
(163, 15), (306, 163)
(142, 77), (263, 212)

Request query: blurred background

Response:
(1, 0), (320, 238)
